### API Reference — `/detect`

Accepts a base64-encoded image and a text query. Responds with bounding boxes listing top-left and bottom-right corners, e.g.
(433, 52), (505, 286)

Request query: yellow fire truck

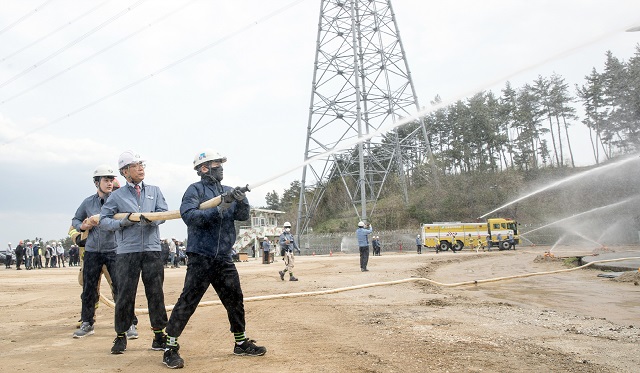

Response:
(421, 218), (519, 252)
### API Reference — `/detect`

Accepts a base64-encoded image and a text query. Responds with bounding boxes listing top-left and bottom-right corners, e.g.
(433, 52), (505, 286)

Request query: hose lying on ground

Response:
(98, 256), (640, 316)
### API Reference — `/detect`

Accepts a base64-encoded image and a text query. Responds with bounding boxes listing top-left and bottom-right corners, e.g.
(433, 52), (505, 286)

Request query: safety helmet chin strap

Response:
(96, 176), (117, 197)
(95, 177), (109, 196)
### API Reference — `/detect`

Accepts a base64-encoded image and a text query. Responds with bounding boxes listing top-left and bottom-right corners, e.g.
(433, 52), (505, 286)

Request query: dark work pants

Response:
(5, 254), (11, 268)
(82, 251), (117, 324)
(115, 251), (167, 334)
(166, 253), (245, 338)
(359, 246), (369, 270)
(34, 254), (42, 268)
(16, 254), (23, 269)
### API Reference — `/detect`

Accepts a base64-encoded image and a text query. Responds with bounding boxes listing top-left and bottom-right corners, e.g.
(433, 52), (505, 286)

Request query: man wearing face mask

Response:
(278, 221), (299, 281)
(161, 149), (266, 369)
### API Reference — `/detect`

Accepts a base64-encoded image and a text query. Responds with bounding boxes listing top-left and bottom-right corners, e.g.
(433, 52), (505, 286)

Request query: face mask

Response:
(210, 166), (224, 181)
(284, 228), (290, 233)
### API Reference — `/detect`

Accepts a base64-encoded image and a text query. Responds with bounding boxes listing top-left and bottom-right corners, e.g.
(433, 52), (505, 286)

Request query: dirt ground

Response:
(2, 245), (639, 373)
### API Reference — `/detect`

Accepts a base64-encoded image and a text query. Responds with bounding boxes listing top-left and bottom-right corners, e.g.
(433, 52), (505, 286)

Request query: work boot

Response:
(163, 344), (184, 369)
(152, 332), (167, 351)
(233, 339), (267, 356)
(289, 276), (298, 281)
(73, 322), (94, 338)
(111, 334), (127, 354)
(278, 271), (285, 281)
(126, 324), (139, 340)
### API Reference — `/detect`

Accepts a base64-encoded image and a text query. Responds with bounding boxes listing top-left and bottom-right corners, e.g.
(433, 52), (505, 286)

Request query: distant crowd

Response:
(4, 240), (80, 270)
(4, 238), (187, 270)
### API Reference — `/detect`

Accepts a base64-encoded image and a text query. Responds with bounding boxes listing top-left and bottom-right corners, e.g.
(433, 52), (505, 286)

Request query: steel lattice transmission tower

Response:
(296, 0), (436, 237)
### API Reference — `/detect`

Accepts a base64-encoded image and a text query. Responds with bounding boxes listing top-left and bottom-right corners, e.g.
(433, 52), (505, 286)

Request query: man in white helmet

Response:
(169, 237), (179, 268)
(5, 242), (13, 269)
(55, 241), (65, 268)
(101, 151), (169, 354)
(372, 236), (381, 256)
(278, 221), (299, 281)
(162, 149), (265, 369)
(356, 221), (373, 271)
(71, 165), (137, 338)
(261, 238), (271, 264)
(24, 241), (33, 270)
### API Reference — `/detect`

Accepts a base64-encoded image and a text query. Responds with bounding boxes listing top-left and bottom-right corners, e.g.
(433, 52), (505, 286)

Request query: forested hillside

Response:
(264, 46), (640, 243)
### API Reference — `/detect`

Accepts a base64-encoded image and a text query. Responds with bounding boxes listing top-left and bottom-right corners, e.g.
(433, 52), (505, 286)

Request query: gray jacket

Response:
(356, 225), (373, 247)
(279, 231), (299, 252)
(100, 182), (168, 254)
(72, 193), (117, 253)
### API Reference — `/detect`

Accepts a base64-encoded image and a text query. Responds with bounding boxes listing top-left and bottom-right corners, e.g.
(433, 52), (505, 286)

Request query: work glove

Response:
(139, 214), (152, 225)
(218, 193), (234, 214)
(120, 213), (135, 227)
(231, 187), (246, 201)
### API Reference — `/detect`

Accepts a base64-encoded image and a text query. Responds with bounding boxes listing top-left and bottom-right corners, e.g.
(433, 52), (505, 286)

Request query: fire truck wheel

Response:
(438, 241), (450, 252)
(452, 240), (464, 251)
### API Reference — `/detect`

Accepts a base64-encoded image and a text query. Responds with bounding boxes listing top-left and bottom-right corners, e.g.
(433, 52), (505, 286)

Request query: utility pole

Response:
(296, 0), (437, 240)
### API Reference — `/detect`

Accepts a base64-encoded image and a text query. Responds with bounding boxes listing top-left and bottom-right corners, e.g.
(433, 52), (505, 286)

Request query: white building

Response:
(233, 208), (286, 258)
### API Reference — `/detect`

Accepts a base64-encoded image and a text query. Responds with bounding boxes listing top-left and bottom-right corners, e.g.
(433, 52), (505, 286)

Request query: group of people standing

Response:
(70, 149), (266, 370)
(4, 240), (68, 270)
(161, 237), (185, 268)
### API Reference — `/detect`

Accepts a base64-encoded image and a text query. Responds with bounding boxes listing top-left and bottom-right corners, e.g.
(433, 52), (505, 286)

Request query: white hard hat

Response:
(93, 164), (117, 178)
(358, 221), (365, 227)
(118, 150), (145, 169)
(193, 149), (227, 169)
(7, 242), (11, 245)
(283, 221), (291, 228)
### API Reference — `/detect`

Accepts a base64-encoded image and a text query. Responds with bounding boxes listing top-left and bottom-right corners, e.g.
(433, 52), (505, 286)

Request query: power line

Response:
(0, 0), (148, 90)
(0, 0), (307, 146)
(0, 0), (56, 37)
(1, 1), (111, 63)
(1, 0), (198, 106)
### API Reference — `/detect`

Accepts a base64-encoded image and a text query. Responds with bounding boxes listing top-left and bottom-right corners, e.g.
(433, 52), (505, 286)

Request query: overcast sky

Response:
(1, 0), (639, 243)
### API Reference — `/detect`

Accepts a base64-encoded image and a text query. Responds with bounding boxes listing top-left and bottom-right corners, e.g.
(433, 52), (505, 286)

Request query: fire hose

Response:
(98, 256), (640, 315)
(86, 184), (250, 225)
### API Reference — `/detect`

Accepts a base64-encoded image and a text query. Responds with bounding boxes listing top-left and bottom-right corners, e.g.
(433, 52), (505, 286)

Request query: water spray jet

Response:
(521, 197), (637, 237)
(478, 155), (640, 219)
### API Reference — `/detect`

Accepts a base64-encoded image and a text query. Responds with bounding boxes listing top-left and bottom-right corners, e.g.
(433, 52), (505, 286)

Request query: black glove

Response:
(218, 193), (233, 213)
(120, 213), (135, 227)
(139, 214), (152, 225)
(76, 237), (87, 247)
(231, 187), (246, 201)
